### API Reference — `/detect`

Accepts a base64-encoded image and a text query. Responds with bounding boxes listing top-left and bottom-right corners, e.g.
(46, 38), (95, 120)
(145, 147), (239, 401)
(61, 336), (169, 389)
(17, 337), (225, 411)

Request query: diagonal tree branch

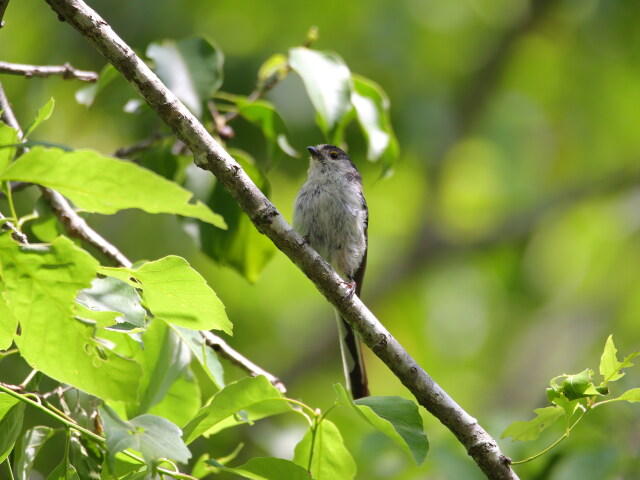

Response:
(0, 61), (97, 82)
(42, 0), (518, 477)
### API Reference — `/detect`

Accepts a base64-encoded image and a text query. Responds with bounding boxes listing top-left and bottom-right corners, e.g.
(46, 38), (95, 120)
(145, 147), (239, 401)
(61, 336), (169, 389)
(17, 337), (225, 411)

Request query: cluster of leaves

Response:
(77, 34), (399, 283)
(0, 37), (420, 479)
(502, 335), (640, 463)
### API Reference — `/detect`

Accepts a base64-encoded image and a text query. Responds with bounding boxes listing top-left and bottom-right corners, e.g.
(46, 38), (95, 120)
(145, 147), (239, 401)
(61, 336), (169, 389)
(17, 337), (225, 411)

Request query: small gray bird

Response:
(293, 144), (369, 398)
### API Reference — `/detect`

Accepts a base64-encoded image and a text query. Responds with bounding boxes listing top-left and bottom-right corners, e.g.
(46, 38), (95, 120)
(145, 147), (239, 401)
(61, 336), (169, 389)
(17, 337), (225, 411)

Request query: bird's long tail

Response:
(336, 311), (369, 399)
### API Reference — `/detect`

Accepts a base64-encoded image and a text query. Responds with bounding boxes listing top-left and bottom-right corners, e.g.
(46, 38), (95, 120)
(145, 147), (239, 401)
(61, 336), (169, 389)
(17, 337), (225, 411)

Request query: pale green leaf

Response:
(147, 36), (224, 118)
(0, 234), (141, 401)
(600, 335), (624, 382)
(293, 419), (356, 480)
(0, 147), (226, 228)
(182, 375), (291, 444)
(101, 255), (231, 333)
(0, 291), (17, 350)
(24, 97), (54, 138)
(335, 384), (428, 465)
(0, 395), (25, 464)
(206, 457), (311, 480)
(0, 122), (19, 170)
(561, 369), (595, 400)
(101, 405), (191, 469)
(289, 47), (352, 138)
(257, 54), (288, 88)
(501, 406), (564, 441)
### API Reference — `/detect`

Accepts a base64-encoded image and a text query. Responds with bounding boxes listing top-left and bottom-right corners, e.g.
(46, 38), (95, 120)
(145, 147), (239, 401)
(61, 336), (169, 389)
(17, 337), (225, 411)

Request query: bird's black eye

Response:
(329, 151), (339, 159)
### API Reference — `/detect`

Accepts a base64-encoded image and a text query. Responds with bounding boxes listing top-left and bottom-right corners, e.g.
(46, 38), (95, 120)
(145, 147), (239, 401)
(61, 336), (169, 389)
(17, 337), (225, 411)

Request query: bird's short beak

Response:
(307, 146), (321, 158)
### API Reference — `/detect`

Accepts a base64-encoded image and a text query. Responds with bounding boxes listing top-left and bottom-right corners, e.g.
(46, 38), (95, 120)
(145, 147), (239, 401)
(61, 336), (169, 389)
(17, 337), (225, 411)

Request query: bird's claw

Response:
(340, 280), (356, 300)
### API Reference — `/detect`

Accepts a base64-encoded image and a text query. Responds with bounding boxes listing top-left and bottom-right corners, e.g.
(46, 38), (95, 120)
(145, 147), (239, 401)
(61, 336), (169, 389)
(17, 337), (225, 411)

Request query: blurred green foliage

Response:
(2, 0), (640, 478)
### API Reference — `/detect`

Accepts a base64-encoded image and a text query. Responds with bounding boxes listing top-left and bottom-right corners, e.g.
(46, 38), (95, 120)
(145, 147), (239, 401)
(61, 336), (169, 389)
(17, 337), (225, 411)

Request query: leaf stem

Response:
(511, 408), (587, 465)
(4, 460), (15, 480)
(3, 182), (18, 222)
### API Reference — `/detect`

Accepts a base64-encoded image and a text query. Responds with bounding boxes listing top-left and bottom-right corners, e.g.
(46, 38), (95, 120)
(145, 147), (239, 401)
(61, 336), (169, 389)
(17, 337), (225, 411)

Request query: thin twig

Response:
(113, 132), (168, 158)
(0, 61), (97, 82)
(43, 1), (518, 477)
(0, 210), (29, 244)
(200, 330), (286, 393)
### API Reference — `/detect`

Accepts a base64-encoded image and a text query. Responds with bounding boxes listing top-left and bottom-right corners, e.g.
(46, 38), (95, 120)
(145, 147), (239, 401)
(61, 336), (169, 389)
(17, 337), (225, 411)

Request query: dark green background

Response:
(3, 0), (640, 478)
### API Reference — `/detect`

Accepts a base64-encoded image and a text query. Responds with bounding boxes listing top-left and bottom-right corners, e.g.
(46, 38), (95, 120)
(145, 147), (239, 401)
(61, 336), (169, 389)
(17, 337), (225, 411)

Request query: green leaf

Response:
(13, 426), (55, 480)
(351, 75), (399, 175)
(293, 419), (356, 480)
(206, 457), (311, 480)
(599, 335), (638, 383)
(335, 384), (428, 465)
(47, 461), (80, 480)
(75, 64), (119, 107)
(0, 395), (25, 464)
(76, 276), (146, 329)
(100, 405), (191, 470)
(501, 406), (564, 442)
(148, 372), (201, 428)
(0, 122), (19, 170)
(598, 388), (640, 405)
(182, 375), (291, 444)
(147, 36), (224, 118)
(234, 98), (298, 161)
(199, 150), (275, 282)
(131, 319), (192, 416)
(561, 369), (597, 400)
(257, 53), (289, 89)
(289, 47), (352, 139)
(170, 325), (225, 389)
(23, 97), (54, 138)
(0, 292), (17, 350)
(100, 255), (231, 333)
(0, 147), (226, 228)
(0, 234), (142, 401)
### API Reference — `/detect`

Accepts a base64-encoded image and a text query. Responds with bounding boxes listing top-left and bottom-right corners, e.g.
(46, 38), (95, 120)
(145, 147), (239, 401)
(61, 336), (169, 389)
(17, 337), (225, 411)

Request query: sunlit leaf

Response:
(24, 97), (54, 138)
(289, 47), (352, 139)
(0, 234), (141, 401)
(207, 457), (311, 480)
(0, 395), (25, 464)
(599, 335), (638, 384)
(501, 406), (564, 442)
(199, 150), (275, 282)
(47, 460), (80, 480)
(147, 36), (224, 118)
(182, 375), (291, 444)
(100, 255), (231, 333)
(75, 64), (119, 107)
(351, 75), (399, 175)
(335, 384), (428, 465)
(293, 419), (356, 480)
(561, 369), (598, 400)
(0, 292), (17, 350)
(0, 147), (226, 228)
(257, 53), (289, 88)
(100, 405), (191, 469)
(0, 122), (19, 170)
